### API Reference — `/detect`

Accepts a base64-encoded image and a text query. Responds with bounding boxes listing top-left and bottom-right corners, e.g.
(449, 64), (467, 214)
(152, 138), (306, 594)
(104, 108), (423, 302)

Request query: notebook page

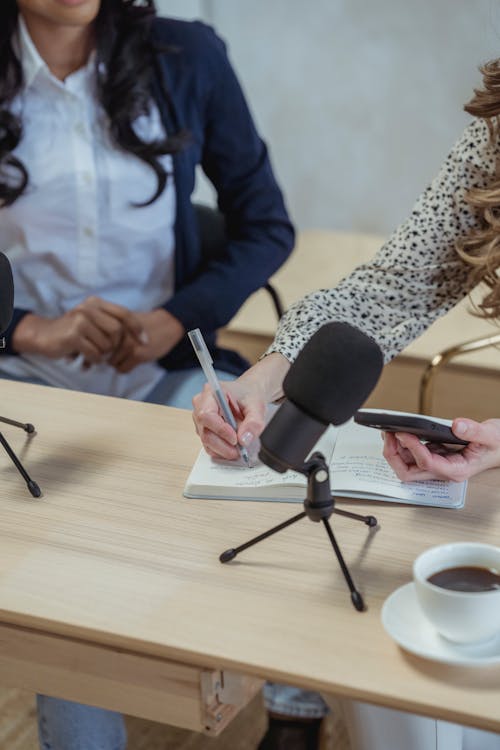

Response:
(330, 419), (466, 507)
(184, 425), (338, 499)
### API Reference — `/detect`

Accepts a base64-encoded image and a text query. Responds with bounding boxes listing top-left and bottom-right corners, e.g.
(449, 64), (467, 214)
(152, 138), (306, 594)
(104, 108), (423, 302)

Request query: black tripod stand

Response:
(220, 452), (378, 611)
(0, 416), (41, 497)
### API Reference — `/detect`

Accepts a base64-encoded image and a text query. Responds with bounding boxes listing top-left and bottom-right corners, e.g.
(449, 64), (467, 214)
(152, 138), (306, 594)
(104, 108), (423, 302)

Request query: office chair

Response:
(194, 203), (285, 321)
(418, 332), (500, 415)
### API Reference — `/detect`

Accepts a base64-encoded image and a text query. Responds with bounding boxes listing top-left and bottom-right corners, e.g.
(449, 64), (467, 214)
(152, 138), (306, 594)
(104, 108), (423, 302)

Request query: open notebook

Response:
(184, 417), (467, 509)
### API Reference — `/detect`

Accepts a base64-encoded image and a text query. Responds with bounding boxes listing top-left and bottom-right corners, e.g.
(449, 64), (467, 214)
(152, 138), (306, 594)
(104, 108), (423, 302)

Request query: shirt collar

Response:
(16, 14), (49, 90)
(16, 14), (98, 93)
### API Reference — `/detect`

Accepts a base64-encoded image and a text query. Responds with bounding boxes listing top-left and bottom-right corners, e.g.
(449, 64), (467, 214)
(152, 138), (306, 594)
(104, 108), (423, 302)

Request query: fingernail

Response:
(455, 421), (467, 436)
(241, 431), (254, 446)
(139, 331), (149, 345)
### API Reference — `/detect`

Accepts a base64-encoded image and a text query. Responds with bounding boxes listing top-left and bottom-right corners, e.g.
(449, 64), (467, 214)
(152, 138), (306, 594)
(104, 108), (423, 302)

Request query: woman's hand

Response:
(192, 352), (290, 460)
(383, 418), (500, 482)
(108, 309), (184, 373)
(12, 296), (146, 364)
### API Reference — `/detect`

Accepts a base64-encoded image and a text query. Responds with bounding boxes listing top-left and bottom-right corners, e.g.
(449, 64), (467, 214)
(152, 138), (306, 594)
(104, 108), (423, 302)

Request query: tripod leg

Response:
(220, 511), (306, 562)
(0, 432), (41, 498)
(0, 416), (35, 433)
(333, 507), (378, 527)
(322, 518), (365, 612)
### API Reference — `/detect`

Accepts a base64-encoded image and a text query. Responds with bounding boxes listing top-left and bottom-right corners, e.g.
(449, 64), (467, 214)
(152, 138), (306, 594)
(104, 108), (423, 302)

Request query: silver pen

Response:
(188, 328), (250, 465)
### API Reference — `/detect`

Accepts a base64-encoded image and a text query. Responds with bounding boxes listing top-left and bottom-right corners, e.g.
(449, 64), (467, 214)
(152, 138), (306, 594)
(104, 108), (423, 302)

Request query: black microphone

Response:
(258, 322), (384, 473)
(0, 252), (14, 335)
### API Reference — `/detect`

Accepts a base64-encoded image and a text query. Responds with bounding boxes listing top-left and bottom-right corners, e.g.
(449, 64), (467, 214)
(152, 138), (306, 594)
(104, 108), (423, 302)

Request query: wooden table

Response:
(0, 381), (499, 735)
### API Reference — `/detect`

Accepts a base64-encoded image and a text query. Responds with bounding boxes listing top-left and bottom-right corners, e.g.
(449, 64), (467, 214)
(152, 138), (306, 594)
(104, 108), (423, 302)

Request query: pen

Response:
(188, 328), (250, 466)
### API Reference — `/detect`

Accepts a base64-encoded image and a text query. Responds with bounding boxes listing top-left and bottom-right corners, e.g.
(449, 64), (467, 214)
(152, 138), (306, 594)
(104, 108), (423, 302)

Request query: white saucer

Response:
(381, 582), (500, 667)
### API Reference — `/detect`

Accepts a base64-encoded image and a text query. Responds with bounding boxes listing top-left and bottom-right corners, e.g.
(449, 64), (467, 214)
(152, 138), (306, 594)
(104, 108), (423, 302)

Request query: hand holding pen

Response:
(188, 328), (250, 465)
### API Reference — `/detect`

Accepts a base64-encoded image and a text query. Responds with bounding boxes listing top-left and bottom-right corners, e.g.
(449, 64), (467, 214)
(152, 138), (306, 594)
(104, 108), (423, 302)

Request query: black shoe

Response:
(257, 716), (322, 750)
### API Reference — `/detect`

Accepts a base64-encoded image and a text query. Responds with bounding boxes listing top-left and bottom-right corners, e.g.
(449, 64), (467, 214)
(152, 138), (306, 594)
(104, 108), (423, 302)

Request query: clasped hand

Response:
(12, 296), (184, 373)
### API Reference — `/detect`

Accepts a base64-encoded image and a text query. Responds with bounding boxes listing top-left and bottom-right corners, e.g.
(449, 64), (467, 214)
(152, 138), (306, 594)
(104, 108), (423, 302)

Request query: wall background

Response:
(156, 1), (500, 236)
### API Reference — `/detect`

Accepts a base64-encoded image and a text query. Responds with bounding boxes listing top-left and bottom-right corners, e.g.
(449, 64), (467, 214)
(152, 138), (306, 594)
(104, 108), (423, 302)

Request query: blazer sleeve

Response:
(1, 308), (30, 354)
(162, 24), (295, 333)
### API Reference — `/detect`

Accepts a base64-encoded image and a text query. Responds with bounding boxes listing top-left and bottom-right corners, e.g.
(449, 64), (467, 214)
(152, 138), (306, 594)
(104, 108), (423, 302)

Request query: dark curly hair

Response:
(0, 0), (186, 208)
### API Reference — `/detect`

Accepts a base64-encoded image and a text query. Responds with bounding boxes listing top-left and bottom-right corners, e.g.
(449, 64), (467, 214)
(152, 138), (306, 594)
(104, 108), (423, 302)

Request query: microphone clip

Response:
(303, 452), (335, 523)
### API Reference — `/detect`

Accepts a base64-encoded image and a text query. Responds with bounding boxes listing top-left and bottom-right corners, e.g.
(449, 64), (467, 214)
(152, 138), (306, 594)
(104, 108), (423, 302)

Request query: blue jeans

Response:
(0, 367), (328, 747)
(37, 696), (127, 750)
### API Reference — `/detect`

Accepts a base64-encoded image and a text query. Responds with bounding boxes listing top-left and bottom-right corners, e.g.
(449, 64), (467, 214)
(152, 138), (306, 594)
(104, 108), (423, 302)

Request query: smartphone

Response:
(354, 409), (469, 446)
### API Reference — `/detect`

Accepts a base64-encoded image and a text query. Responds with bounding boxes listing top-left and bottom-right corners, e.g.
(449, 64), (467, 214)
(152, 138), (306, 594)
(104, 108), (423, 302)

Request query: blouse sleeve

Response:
(268, 118), (497, 364)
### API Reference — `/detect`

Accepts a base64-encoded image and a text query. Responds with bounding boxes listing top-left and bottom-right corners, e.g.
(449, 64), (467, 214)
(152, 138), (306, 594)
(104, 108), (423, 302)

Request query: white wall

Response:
(156, 0), (205, 20)
(156, 1), (500, 235)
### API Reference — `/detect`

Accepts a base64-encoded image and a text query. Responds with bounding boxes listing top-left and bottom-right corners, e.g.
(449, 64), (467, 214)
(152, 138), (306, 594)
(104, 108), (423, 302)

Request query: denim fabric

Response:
(143, 367), (233, 408)
(37, 696), (126, 750)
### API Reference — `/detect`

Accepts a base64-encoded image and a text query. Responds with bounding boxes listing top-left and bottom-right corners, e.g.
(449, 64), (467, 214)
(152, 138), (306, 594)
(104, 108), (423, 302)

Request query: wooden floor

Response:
(0, 688), (349, 749)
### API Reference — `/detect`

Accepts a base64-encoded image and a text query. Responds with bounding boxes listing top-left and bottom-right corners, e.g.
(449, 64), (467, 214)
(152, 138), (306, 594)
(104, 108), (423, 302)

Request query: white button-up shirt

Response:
(0, 17), (176, 399)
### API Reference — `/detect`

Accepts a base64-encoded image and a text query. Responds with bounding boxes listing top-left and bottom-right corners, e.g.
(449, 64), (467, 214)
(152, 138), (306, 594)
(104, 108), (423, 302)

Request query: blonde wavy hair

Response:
(457, 60), (500, 319)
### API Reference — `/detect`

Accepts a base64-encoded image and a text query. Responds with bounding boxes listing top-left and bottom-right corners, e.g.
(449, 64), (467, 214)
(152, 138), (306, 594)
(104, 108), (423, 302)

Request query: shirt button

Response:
(74, 122), (86, 136)
(82, 171), (92, 185)
(83, 226), (94, 238)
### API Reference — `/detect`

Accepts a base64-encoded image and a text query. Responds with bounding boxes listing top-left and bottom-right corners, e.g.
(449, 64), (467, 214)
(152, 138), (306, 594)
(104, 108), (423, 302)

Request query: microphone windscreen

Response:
(283, 322), (383, 425)
(0, 253), (13, 335)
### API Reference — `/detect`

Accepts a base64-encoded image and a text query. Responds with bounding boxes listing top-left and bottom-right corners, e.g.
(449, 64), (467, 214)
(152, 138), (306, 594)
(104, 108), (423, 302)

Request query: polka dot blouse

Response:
(268, 118), (496, 365)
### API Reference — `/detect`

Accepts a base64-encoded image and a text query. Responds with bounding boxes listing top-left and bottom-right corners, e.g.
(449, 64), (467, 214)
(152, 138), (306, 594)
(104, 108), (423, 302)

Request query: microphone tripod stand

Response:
(220, 451), (378, 611)
(0, 415), (41, 498)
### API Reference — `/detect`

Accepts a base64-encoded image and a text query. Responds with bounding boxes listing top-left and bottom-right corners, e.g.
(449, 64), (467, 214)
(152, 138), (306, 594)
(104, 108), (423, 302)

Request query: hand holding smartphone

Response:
(354, 409), (469, 446)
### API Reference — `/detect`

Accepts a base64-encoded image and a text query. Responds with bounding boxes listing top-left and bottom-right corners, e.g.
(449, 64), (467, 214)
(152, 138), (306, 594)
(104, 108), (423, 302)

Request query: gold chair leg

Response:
(418, 332), (500, 415)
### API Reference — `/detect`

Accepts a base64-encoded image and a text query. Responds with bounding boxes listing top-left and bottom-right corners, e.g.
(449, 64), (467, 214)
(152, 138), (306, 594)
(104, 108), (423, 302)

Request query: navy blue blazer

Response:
(4, 17), (294, 375)
(152, 18), (294, 373)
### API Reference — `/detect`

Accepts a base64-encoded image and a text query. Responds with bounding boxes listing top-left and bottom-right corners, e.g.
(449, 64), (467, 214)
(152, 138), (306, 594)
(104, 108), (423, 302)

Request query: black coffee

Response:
(427, 565), (500, 593)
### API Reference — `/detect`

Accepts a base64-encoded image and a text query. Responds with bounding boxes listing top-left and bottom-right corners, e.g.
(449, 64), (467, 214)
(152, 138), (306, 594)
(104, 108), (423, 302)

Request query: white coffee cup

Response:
(413, 542), (500, 644)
